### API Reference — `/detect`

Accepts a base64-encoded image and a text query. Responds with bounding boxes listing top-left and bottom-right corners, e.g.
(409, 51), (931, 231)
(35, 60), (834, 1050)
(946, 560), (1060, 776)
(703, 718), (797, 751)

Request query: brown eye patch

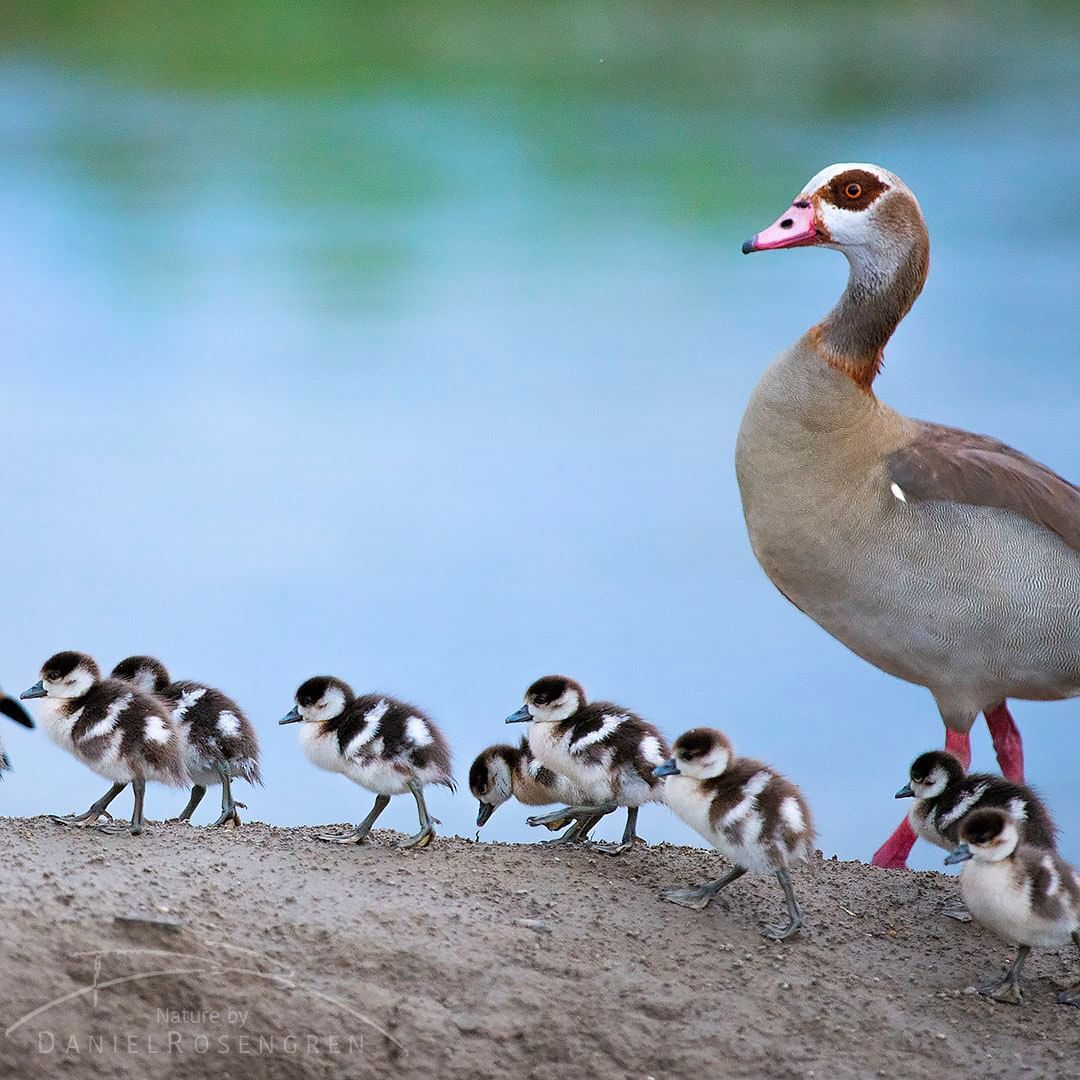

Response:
(821, 169), (888, 211)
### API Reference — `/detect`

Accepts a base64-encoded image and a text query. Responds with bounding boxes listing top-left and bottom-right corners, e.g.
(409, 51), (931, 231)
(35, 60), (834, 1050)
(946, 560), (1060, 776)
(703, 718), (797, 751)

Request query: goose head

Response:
(945, 808), (1020, 865)
(505, 675), (585, 725)
(22, 651), (99, 700)
(742, 163), (924, 264)
(897, 749), (965, 800)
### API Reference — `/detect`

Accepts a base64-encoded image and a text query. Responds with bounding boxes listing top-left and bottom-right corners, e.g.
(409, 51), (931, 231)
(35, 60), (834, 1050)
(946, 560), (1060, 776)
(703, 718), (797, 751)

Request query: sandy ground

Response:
(0, 817), (1078, 1079)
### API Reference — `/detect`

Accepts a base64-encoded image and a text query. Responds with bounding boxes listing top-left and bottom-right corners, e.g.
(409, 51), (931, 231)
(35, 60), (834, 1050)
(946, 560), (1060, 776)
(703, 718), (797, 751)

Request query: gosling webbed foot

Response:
(1056, 986), (1080, 1007)
(527, 803), (616, 829)
(660, 885), (720, 911)
(539, 815), (574, 832)
(95, 819), (142, 837)
(940, 896), (972, 923)
(399, 823), (436, 850)
(51, 809), (113, 827)
(539, 829), (587, 846)
(209, 800), (246, 828)
(980, 978), (1023, 1006)
(660, 866), (747, 911)
(589, 840), (635, 857)
(316, 827), (371, 845)
(762, 915), (803, 941)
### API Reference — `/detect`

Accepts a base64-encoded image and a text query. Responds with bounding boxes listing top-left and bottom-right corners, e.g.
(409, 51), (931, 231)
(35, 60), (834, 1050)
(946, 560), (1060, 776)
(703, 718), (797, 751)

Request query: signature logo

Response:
(5, 937), (405, 1057)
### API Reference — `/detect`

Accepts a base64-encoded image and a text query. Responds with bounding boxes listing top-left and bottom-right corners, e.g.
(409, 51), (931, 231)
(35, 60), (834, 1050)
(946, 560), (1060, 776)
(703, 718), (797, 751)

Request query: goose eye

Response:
(843, 182), (862, 200)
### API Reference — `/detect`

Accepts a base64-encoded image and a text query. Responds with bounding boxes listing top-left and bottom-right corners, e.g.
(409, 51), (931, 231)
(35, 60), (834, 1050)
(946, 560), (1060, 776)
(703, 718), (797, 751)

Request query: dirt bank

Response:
(0, 816), (1076, 1078)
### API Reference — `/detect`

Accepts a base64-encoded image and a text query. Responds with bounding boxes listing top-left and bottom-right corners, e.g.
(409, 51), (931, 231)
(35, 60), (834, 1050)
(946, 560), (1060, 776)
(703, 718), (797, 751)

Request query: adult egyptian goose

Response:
(737, 164), (1080, 867)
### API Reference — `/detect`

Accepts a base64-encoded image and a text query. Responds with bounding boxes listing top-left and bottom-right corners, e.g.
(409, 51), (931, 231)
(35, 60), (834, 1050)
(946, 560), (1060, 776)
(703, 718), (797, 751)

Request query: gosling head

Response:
(897, 749), (965, 800)
(945, 808), (1020, 866)
(22, 651), (99, 701)
(280, 676), (355, 726)
(111, 656), (171, 696)
(469, 744), (519, 826)
(654, 727), (733, 781)
(505, 675), (585, 726)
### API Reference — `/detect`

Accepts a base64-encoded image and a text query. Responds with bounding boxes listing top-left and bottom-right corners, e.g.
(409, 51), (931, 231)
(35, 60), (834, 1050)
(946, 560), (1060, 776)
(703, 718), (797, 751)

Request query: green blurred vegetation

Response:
(4, 0), (1077, 111)
(3, 1), (1077, 309)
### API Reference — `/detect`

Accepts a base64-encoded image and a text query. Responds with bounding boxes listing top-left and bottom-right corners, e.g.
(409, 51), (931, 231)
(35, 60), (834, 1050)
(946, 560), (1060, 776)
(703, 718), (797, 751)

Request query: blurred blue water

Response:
(0, 57), (1077, 871)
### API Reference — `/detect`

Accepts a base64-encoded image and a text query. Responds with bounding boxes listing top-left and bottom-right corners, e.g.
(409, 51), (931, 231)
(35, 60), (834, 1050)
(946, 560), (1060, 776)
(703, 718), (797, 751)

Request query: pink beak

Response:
(742, 200), (817, 254)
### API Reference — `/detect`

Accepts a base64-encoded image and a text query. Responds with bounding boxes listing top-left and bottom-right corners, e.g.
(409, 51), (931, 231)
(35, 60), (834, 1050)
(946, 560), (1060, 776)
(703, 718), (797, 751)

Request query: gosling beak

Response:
(944, 843), (973, 866)
(476, 802), (495, 827)
(279, 706), (303, 725)
(505, 706), (531, 725)
(653, 758), (680, 778)
(19, 681), (46, 701)
(0, 696), (35, 727)
(742, 199), (818, 253)
(895, 783), (915, 799)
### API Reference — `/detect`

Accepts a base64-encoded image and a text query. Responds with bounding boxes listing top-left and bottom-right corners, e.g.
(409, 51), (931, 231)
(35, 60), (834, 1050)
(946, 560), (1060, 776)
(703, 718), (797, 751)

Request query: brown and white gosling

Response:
(505, 675), (669, 855)
(898, 749), (1056, 854)
(469, 739), (600, 843)
(281, 676), (454, 849)
(112, 656), (262, 827)
(945, 808), (1080, 1006)
(654, 728), (814, 940)
(21, 651), (188, 835)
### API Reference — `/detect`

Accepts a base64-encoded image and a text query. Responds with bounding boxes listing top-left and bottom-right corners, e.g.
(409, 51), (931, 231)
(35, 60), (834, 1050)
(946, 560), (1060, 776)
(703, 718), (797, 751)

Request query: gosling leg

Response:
(317, 794), (391, 845)
(981, 945), (1029, 1006)
(51, 783), (127, 827)
(660, 865), (748, 910)
(209, 766), (245, 828)
(762, 866), (804, 940)
(399, 780), (437, 850)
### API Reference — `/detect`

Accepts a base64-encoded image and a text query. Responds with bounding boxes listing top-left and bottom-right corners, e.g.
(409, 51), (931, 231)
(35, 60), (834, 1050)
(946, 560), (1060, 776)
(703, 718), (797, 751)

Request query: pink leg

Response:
(944, 728), (972, 770)
(985, 701), (1024, 781)
(870, 818), (917, 869)
(871, 727), (972, 869)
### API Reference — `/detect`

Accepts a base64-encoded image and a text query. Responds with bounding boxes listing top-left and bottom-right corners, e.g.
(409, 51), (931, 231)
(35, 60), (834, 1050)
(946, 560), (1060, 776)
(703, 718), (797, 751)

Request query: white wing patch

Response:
(144, 715), (171, 745)
(937, 781), (990, 830)
(721, 770), (771, 827)
(639, 735), (664, 766)
(573, 713), (624, 752)
(1042, 854), (1060, 898)
(174, 687), (207, 724)
(217, 710), (241, 738)
(81, 692), (134, 742)
(779, 796), (805, 833)
(890, 482), (907, 503)
(405, 716), (433, 748)
(343, 701), (388, 759)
